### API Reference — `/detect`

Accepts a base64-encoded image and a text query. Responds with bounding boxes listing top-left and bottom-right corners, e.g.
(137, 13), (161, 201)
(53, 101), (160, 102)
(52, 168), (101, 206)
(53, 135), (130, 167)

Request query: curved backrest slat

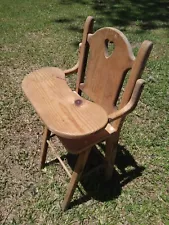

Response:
(79, 27), (135, 114)
(76, 16), (153, 132)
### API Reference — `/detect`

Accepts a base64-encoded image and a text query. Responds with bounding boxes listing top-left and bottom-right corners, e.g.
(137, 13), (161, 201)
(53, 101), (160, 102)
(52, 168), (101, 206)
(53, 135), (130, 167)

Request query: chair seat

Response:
(22, 67), (108, 139)
(58, 123), (116, 154)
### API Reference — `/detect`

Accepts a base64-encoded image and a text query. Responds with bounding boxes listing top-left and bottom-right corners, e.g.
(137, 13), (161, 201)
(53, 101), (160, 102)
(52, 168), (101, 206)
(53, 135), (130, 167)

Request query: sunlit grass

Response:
(0, 0), (169, 224)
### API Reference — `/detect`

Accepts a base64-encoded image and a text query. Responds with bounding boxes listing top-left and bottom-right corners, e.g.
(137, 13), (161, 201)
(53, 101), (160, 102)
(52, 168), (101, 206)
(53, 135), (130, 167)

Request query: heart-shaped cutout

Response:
(105, 39), (115, 57)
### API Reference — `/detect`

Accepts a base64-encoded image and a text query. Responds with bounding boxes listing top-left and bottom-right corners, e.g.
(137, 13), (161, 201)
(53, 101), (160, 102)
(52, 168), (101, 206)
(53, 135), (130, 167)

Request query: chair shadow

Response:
(44, 143), (144, 209)
(66, 144), (144, 209)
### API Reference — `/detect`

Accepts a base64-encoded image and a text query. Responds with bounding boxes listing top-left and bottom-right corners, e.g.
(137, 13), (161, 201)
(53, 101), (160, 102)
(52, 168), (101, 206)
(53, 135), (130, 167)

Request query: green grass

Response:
(0, 0), (169, 224)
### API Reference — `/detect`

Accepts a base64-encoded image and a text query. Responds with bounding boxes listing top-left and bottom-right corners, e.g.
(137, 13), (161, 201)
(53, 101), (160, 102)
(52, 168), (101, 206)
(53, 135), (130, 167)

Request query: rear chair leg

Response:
(105, 136), (118, 180)
(62, 148), (91, 211)
(40, 126), (51, 169)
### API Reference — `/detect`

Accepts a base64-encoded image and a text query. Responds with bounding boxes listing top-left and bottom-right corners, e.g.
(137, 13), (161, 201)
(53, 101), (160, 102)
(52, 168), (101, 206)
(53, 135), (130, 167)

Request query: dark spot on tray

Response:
(74, 99), (83, 106)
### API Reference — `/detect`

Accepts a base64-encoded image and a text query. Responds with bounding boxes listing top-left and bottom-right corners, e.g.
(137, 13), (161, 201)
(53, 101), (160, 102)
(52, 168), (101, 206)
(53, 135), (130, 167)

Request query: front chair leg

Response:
(62, 148), (91, 211)
(40, 126), (51, 169)
(105, 136), (118, 180)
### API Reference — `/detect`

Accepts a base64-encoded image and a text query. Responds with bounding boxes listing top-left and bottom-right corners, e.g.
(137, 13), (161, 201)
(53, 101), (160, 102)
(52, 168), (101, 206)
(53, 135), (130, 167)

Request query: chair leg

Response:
(105, 136), (118, 180)
(62, 148), (91, 211)
(40, 126), (51, 169)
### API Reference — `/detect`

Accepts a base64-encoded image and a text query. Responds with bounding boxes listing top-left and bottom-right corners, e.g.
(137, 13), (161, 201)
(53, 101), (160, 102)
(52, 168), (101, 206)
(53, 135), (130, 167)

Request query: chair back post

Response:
(76, 16), (94, 95)
(113, 40), (153, 132)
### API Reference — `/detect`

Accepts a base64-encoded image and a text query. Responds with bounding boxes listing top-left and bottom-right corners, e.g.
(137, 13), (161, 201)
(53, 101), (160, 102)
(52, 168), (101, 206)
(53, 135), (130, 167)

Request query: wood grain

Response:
(113, 40), (153, 130)
(58, 123), (116, 154)
(22, 67), (108, 139)
(40, 126), (51, 169)
(62, 148), (91, 211)
(80, 27), (135, 114)
(76, 16), (94, 95)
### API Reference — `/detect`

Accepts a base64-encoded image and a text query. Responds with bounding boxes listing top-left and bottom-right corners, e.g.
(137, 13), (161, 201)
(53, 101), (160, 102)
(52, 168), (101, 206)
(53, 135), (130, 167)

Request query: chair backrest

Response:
(76, 16), (153, 131)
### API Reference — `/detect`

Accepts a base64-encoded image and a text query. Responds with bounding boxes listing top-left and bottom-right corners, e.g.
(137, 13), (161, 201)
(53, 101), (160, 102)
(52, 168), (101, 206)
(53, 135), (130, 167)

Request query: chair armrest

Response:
(64, 62), (79, 75)
(108, 79), (145, 122)
(64, 43), (82, 75)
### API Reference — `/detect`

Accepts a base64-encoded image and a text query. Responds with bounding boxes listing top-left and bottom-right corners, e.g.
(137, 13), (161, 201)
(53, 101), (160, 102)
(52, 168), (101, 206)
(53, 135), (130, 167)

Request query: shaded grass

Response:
(0, 0), (169, 224)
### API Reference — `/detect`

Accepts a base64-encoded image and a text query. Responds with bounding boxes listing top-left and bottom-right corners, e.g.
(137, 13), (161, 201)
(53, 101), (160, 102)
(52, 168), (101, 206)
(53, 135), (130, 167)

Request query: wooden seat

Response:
(22, 16), (153, 211)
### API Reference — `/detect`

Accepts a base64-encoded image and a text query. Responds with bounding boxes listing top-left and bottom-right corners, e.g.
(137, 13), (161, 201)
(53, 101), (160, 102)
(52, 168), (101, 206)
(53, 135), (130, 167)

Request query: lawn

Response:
(0, 0), (169, 224)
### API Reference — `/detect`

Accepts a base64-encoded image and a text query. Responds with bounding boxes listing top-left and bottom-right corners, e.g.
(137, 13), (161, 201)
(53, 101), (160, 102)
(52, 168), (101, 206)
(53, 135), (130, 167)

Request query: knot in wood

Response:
(74, 99), (83, 106)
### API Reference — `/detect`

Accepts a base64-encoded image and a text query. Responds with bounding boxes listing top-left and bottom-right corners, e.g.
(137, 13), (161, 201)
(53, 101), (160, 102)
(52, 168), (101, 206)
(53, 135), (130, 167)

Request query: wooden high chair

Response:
(22, 16), (153, 211)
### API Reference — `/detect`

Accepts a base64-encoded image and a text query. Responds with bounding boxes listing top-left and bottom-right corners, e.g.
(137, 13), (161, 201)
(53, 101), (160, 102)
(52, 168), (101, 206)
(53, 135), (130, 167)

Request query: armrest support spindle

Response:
(108, 79), (145, 122)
